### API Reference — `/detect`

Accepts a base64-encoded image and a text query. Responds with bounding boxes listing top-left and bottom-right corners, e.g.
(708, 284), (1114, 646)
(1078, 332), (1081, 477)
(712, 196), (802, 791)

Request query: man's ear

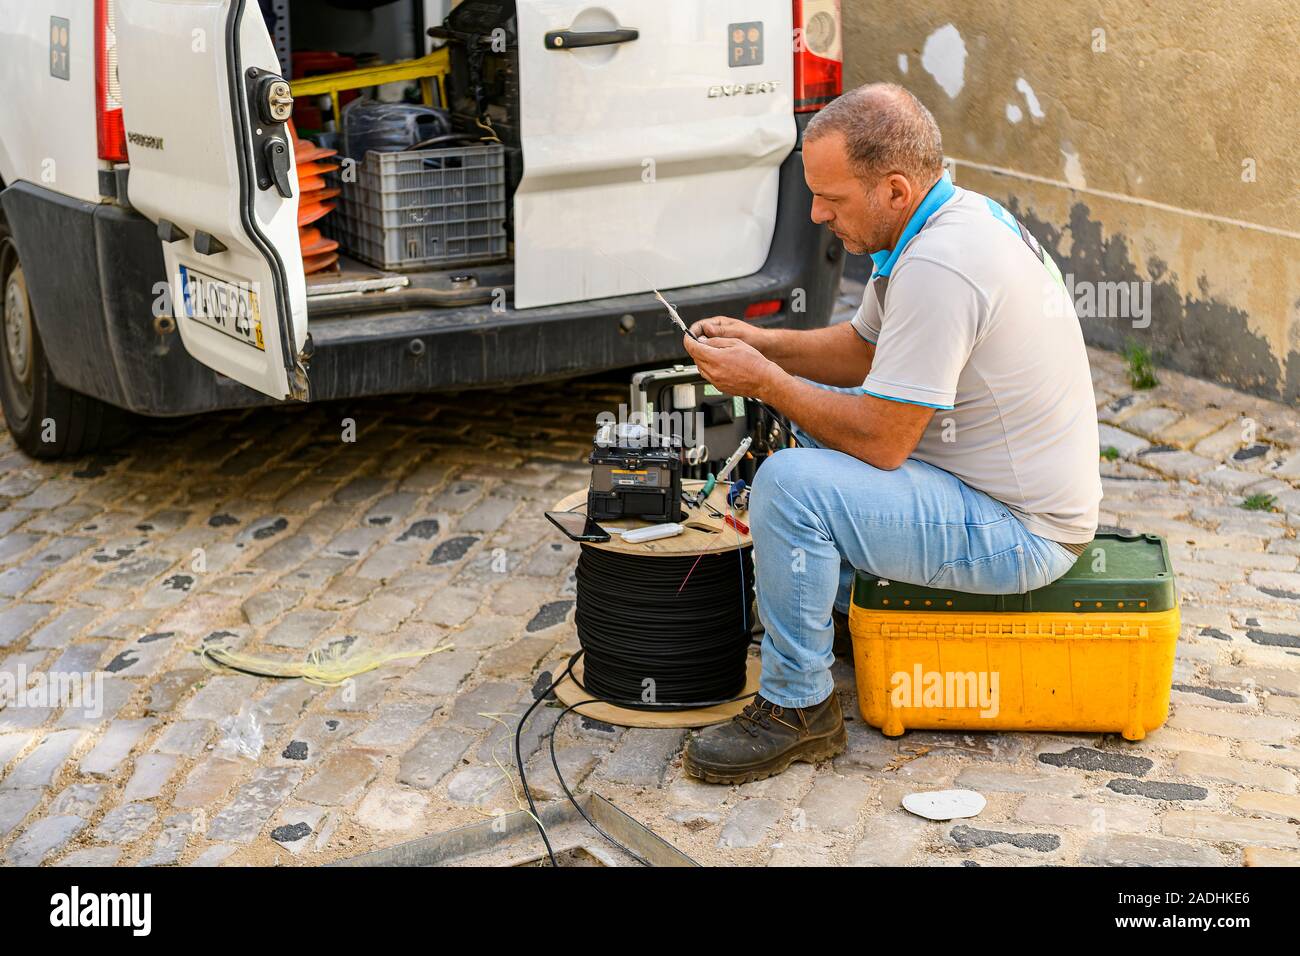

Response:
(886, 173), (913, 211)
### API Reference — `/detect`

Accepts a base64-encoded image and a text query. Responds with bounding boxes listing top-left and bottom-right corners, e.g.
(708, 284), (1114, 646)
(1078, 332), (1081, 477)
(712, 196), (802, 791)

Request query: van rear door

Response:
(115, 0), (308, 400)
(513, 1), (796, 309)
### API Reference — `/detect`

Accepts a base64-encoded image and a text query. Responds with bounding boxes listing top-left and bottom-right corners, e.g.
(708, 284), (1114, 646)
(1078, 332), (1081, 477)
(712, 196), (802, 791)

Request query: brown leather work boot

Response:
(682, 693), (847, 785)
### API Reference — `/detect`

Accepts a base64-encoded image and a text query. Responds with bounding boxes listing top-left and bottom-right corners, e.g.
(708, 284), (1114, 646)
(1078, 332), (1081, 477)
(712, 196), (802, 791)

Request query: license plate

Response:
(178, 265), (265, 351)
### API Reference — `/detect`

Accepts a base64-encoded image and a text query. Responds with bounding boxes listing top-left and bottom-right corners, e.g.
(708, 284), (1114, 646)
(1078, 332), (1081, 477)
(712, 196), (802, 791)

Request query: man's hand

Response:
(688, 316), (875, 389)
(688, 315), (773, 351)
(683, 334), (781, 400)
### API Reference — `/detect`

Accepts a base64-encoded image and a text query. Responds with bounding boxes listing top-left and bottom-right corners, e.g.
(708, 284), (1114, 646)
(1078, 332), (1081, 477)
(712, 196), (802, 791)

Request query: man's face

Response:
(804, 132), (902, 256)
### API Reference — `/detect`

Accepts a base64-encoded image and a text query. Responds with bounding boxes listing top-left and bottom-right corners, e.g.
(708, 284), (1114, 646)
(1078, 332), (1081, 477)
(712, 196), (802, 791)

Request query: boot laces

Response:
(735, 697), (801, 736)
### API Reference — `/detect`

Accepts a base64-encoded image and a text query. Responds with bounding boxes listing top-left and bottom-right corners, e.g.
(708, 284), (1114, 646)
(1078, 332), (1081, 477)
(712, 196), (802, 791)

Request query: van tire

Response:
(0, 215), (132, 460)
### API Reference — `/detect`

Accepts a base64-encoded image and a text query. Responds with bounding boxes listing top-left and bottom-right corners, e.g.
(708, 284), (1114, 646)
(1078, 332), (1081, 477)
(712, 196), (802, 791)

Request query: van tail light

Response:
(96, 0), (127, 162)
(792, 0), (843, 112)
(744, 299), (783, 319)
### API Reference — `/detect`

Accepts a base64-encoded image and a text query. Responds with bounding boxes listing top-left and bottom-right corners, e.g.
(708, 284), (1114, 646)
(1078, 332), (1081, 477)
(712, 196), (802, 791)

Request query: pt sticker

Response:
(50, 17), (70, 80)
(728, 21), (763, 67)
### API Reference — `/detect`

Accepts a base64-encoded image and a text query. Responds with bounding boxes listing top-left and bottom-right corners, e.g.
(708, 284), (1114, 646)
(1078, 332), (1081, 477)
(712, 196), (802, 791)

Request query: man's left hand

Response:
(683, 334), (780, 400)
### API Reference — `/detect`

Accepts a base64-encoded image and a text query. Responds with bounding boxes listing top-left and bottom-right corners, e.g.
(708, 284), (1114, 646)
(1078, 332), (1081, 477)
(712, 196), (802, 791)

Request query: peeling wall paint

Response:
(920, 24), (966, 98)
(845, 2), (1300, 404)
(1060, 147), (1087, 190)
(1014, 78), (1044, 119)
(1016, 198), (1282, 396)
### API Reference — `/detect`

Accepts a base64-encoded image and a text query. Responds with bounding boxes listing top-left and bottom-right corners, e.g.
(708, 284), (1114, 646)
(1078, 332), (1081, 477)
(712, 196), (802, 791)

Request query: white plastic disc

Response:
(902, 788), (986, 821)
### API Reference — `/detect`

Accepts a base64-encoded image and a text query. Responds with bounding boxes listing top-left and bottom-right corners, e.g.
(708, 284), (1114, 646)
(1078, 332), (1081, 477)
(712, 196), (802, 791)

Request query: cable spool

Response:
(574, 544), (755, 707)
(550, 481), (761, 728)
(527, 481), (761, 864)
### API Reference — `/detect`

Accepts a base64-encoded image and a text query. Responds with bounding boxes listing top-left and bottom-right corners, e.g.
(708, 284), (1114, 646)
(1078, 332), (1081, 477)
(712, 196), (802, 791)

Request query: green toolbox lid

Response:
(852, 533), (1177, 613)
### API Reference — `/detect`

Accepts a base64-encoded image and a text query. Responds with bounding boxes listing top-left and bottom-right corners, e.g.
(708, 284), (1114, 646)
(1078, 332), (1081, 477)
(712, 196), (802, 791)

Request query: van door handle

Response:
(544, 28), (638, 50)
(262, 138), (294, 199)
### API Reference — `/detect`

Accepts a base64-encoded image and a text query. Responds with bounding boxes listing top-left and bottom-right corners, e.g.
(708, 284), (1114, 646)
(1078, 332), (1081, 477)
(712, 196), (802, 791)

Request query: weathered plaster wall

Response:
(842, 1), (1300, 402)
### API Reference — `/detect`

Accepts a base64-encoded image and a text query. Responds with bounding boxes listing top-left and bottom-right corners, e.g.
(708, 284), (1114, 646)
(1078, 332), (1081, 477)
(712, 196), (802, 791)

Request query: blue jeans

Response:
(750, 412), (1081, 709)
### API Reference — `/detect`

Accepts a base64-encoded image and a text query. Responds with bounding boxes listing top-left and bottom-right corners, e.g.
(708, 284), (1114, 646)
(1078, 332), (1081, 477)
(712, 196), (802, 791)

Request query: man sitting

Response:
(680, 83), (1101, 784)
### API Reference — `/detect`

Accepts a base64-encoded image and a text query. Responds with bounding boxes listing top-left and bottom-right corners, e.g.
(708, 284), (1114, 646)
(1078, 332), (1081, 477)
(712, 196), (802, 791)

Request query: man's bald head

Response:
(804, 83), (944, 188)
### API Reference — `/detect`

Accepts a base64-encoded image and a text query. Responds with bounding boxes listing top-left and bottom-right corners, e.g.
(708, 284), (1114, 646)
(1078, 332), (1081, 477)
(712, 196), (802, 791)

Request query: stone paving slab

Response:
(0, 305), (1298, 866)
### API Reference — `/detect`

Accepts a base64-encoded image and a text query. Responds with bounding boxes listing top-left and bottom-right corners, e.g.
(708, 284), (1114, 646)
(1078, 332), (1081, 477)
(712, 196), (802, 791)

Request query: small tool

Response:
(655, 290), (700, 342)
(723, 514), (749, 535)
(622, 522), (686, 544)
(685, 444), (709, 466)
(693, 436), (752, 508)
(699, 473), (717, 502)
(596, 247), (700, 342)
(727, 479), (749, 511)
(716, 437), (751, 483)
(698, 498), (724, 519)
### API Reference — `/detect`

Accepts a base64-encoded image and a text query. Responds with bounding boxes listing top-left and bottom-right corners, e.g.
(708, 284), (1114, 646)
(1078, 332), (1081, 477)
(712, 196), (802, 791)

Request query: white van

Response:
(0, 0), (846, 458)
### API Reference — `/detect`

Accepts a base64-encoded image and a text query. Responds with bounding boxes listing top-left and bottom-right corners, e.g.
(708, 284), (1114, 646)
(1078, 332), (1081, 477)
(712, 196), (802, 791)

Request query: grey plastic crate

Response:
(334, 144), (507, 271)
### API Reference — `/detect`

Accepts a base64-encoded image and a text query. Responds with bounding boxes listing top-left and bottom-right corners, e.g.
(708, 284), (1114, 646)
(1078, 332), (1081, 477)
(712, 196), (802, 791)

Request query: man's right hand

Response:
(688, 315), (773, 352)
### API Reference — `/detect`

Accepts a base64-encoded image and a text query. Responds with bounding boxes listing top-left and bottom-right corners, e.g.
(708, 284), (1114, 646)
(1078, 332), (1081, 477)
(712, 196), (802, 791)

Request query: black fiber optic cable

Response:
(521, 653), (761, 867)
(574, 544), (755, 706)
(514, 658), (566, 867)
(517, 657), (653, 867)
(514, 537), (760, 865)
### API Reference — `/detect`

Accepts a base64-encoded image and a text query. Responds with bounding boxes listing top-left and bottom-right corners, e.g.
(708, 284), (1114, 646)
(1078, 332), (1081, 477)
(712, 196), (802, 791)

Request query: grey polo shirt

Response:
(851, 184), (1101, 545)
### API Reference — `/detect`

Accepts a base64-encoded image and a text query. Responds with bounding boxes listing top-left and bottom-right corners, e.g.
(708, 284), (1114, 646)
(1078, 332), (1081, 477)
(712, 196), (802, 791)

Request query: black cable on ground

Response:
(515, 539), (757, 863)
(548, 696), (652, 867)
(514, 658), (567, 867)
(518, 650), (762, 867)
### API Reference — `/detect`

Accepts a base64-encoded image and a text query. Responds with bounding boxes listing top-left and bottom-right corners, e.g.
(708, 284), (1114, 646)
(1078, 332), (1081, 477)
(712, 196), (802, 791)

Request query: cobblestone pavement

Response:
(1, 282), (1299, 867)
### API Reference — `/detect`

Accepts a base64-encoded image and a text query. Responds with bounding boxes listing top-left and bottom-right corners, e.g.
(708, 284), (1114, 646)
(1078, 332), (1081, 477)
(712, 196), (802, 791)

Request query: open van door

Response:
(115, 0), (308, 400)
(512, 1), (797, 309)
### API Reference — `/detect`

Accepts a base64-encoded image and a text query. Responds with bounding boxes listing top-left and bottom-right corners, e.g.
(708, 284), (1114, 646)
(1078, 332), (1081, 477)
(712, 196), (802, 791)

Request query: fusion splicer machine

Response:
(587, 421), (683, 525)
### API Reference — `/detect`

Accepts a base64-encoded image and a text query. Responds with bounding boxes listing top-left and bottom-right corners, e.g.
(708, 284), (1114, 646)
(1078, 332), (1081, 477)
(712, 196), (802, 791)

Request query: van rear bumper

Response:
(2, 150), (843, 417)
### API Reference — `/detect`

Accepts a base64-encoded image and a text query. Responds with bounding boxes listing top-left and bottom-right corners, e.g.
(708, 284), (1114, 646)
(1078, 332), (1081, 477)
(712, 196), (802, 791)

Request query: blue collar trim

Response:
(869, 172), (956, 278)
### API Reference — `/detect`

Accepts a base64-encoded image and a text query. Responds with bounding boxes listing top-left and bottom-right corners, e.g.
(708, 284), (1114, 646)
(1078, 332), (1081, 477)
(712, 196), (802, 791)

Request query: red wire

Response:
(677, 552), (705, 593)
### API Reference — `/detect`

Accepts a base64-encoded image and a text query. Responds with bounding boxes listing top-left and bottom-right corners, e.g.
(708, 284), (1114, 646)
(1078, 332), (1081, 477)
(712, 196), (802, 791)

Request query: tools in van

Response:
(586, 420), (684, 525)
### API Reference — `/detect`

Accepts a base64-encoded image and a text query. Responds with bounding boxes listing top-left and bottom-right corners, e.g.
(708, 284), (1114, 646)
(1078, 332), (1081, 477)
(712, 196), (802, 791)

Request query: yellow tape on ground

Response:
(197, 640), (452, 686)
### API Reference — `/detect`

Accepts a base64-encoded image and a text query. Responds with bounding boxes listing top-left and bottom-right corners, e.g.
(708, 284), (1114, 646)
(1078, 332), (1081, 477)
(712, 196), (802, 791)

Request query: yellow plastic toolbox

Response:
(848, 533), (1179, 741)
